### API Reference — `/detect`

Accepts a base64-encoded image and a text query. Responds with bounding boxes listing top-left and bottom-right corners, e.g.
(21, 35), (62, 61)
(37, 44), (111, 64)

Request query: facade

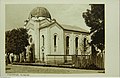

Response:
(24, 7), (91, 64)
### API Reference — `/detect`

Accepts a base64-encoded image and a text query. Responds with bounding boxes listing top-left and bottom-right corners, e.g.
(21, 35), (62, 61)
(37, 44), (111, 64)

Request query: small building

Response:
(24, 7), (91, 65)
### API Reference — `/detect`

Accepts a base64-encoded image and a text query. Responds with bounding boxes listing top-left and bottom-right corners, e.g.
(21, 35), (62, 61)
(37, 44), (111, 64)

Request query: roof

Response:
(60, 24), (89, 33)
(38, 19), (89, 33)
(29, 7), (51, 19)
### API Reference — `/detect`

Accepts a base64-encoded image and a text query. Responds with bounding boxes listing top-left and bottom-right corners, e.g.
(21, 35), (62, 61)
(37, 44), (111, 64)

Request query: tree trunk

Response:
(6, 53), (10, 64)
(24, 51), (26, 62)
(18, 54), (20, 62)
(91, 45), (97, 65)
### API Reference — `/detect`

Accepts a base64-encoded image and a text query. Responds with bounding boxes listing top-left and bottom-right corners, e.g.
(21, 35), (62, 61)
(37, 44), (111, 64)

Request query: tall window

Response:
(42, 35), (44, 46)
(75, 37), (78, 55)
(84, 37), (86, 51)
(75, 37), (78, 48)
(54, 35), (57, 52)
(66, 36), (69, 55)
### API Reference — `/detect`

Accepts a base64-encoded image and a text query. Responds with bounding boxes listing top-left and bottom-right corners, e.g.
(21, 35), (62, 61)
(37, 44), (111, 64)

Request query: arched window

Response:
(66, 36), (69, 47)
(75, 37), (78, 55)
(66, 36), (69, 55)
(84, 37), (86, 51)
(54, 35), (57, 47)
(42, 35), (44, 46)
(54, 35), (57, 52)
(75, 37), (78, 48)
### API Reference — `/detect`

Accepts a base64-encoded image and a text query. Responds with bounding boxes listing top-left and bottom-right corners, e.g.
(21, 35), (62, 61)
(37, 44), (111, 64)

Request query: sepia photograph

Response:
(5, 4), (105, 74)
(0, 0), (120, 77)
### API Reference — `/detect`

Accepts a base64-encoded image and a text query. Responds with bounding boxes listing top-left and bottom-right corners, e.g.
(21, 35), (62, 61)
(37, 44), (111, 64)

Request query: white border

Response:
(0, 0), (119, 77)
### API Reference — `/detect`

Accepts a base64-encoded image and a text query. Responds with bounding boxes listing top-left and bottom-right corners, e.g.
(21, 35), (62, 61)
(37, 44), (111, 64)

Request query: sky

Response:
(5, 4), (91, 31)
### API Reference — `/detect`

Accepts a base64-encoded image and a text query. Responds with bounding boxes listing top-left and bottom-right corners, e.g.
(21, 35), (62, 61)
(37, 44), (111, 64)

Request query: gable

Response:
(25, 20), (34, 30)
(39, 19), (51, 28)
(25, 18), (51, 30)
(49, 22), (63, 30)
(28, 23), (34, 30)
(27, 28), (34, 35)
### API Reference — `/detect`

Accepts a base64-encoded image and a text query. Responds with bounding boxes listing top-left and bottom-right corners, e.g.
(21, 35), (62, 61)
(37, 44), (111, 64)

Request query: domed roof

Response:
(29, 7), (51, 19)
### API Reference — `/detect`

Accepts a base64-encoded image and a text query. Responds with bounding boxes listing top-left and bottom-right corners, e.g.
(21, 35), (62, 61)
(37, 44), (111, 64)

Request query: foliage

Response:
(5, 28), (29, 55)
(79, 36), (90, 55)
(82, 4), (105, 52)
(85, 63), (101, 70)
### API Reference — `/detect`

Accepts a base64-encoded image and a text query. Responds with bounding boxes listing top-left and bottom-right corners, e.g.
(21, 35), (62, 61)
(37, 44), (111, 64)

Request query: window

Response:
(42, 35), (44, 46)
(66, 36), (69, 55)
(84, 37), (86, 48)
(54, 35), (56, 47)
(66, 36), (69, 47)
(84, 37), (86, 51)
(54, 35), (57, 52)
(75, 37), (78, 48)
(75, 37), (78, 55)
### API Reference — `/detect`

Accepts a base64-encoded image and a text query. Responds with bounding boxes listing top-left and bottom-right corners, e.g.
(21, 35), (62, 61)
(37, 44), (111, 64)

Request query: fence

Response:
(95, 52), (105, 69)
(46, 54), (105, 69)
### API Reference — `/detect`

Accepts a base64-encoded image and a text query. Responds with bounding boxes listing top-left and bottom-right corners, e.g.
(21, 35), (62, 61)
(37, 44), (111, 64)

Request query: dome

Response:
(29, 7), (51, 19)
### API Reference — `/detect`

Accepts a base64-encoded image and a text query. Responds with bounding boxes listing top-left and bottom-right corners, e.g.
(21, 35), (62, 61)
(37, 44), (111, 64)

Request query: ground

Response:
(6, 64), (105, 74)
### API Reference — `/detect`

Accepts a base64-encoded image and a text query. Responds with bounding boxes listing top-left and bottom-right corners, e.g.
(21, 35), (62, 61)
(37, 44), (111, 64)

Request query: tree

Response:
(5, 30), (11, 64)
(5, 28), (29, 62)
(82, 4), (105, 64)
